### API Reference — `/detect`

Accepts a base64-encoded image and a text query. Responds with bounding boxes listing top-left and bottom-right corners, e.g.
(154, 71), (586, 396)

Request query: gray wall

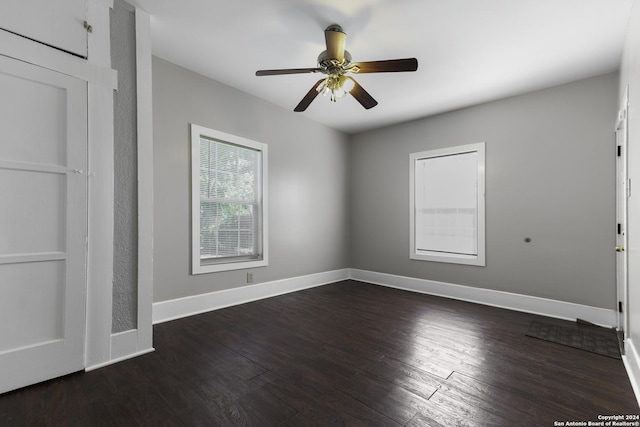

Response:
(153, 56), (619, 311)
(620, 1), (640, 347)
(350, 72), (619, 309)
(110, 0), (138, 332)
(153, 56), (350, 303)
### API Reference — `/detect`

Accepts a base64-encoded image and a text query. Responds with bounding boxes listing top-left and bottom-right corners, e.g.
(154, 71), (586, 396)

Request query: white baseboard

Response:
(110, 329), (142, 360)
(152, 269), (350, 324)
(154, 267), (616, 327)
(85, 347), (155, 372)
(623, 338), (640, 407)
(349, 269), (617, 327)
(85, 329), (154, 371)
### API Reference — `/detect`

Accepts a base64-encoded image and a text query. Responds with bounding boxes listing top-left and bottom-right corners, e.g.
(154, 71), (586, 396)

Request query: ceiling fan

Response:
(255, 24), (418, 112)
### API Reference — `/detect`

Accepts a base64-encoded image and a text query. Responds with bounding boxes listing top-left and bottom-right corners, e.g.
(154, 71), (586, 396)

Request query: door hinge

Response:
(619, 301), (624, 313)
(619, 109), (628, 121)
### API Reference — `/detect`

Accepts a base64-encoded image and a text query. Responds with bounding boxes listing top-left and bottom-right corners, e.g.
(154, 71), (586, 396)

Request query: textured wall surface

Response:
(111, 0), (138, 332)
(152, 56), (350, 303)
(350, 72), (618, 309)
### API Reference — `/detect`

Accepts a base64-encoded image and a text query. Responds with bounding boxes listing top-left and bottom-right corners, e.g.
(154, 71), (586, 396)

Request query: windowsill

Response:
(192, 258), (268, 274)
(411, 251), (485, 267)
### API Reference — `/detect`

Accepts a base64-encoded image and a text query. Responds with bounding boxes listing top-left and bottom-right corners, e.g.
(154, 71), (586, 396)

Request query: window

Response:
(410, 143), (485, 266)
(191, 124), (268, 274)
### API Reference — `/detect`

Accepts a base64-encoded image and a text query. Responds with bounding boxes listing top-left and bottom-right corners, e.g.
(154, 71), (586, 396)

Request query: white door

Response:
(0, 55), (87, 394)
(615, 89), (629, 341)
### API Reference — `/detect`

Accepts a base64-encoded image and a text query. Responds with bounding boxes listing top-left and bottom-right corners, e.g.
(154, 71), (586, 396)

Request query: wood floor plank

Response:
(253, 371), (401, 426)
(0, 280), (637, 425)
(444, 371), (586, 424)
(362, 355), (447, 399)
(333, 369), (433, 425)
(215, 328), (345, 396)
(405, 404), (478, 427)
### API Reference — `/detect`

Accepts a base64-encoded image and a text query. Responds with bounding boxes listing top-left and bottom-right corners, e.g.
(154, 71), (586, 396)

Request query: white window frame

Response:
(410, 142), (485, 266)
(190, 124), (268, 274)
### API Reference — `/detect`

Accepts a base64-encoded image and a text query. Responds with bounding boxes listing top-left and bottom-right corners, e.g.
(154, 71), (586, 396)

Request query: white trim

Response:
(349, 269), (617, 327)
(86, 343), (154, 371)
(109, 329), (140, 361)
(623, 338), (640, 407)
(153, 269), (349, 324)
(616, 85), (630, 334)
(0, 252), (66, 265)
(85, 3), (155, 370)
(154, 268), (616, 327)
(0, 28), (116, 84)
(84, 0), (116, 370)
(0, 160), (68, 174)
(190, 124), (269, 274)
(134, 6), (154, 355)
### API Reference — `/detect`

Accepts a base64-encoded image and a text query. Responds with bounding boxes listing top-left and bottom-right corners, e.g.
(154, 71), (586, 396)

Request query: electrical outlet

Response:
(247, 272), (253, 283)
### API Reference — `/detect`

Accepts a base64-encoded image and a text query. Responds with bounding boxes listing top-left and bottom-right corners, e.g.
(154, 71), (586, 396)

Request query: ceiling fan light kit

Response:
(255, 24), (418, 112)
(316, 74), (355, 102)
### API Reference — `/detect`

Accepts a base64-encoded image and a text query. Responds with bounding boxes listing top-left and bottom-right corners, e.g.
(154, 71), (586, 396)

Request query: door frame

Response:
(0, 0), (116, 371)
(0, 0), (153, 374)
(616, 85), (630, 339)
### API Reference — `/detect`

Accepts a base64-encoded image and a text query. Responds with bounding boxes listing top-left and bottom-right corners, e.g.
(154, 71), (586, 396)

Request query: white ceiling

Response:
(130, 0), (634, 134)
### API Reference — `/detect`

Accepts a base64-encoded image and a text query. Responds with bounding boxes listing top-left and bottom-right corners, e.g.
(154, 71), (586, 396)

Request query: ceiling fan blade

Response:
(256, 68), (322, 76)
(347, 77), (378, 110)
(294, 79), (326, 112)
(351, 58), (418, 73)
(325, 25), (347, 63)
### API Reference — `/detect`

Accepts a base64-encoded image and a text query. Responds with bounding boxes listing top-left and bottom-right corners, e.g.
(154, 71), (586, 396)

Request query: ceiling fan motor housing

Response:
(317, 50), (352, 71)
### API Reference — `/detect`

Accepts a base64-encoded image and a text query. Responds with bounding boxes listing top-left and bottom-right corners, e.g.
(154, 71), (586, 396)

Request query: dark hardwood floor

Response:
(1, 280), (638, 426)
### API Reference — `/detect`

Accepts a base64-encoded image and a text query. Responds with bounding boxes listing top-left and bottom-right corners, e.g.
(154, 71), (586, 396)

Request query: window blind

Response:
(199, 138), (259, 260)
(415, 151), (478, 256)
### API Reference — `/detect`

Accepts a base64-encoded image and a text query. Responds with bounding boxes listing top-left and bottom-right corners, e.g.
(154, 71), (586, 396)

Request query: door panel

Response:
(0, 0), (87, 58)
(0, 169), (65, 254)
(0, 55), (87, 394)
(0, 261), (65, 352)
